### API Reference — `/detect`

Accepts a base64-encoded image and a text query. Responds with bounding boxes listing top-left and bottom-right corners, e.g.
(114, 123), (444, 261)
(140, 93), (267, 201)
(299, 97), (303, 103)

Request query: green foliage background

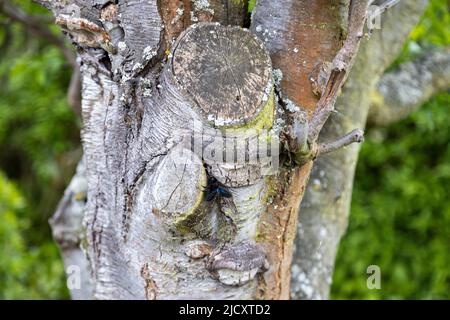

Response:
(0, 0), (448, 299)
(331, 0), (450, 299)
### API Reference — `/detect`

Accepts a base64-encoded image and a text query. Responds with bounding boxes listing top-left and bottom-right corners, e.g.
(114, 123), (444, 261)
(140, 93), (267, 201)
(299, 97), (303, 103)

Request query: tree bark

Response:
(291, 0), (429, 300)
(40, 0), (369, 299)
(369, 47), (450, 126)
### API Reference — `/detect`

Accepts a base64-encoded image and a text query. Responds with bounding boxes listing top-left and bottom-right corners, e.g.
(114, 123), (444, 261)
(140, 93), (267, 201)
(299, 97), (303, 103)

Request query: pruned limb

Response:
(369, 47), (450, 126)
(77, 22), (274, 299)
(317, 129), (364, 156)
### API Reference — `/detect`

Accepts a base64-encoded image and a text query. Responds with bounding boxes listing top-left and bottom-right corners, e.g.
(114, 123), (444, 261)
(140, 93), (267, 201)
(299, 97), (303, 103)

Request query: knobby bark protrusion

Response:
(49, 158), (93, 299)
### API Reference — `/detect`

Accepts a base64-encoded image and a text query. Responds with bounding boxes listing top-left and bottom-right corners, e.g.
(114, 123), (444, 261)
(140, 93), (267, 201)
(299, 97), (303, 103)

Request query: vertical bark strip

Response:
(291, 1), (429, 299)
(250, 0), (351, 299)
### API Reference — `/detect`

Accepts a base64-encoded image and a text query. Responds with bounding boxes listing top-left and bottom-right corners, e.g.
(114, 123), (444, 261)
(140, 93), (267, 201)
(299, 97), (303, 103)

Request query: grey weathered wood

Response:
(172, 23), (272, 127)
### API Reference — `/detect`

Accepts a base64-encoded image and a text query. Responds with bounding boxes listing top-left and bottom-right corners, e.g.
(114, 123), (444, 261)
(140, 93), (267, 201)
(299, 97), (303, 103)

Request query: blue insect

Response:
(203, 176), (232, 202)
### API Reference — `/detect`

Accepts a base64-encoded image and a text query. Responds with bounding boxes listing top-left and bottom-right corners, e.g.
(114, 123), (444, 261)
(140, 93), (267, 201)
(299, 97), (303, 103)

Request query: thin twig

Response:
(307, 0), (370, 143)
(316, 129), (364, 156)
(0, 0), (76, 67)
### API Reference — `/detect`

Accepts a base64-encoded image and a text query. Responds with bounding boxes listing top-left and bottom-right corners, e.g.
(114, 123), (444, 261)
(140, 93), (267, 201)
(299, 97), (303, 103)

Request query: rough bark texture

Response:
(80, 22), (274, 299)
(251, 0), (369, 299)
(40, 0), (282, 299)
(291, 0), (429, 300)
(39, 0), (371, 300)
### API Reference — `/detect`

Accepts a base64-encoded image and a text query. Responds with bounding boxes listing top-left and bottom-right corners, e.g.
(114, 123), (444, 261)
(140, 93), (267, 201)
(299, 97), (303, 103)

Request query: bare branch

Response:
(308, 0), (370, 143)
(317, 129), (364, 156)
(369, 47), (450, 126)
(0, 1), (76, 66)
(373, 0), (401, 14)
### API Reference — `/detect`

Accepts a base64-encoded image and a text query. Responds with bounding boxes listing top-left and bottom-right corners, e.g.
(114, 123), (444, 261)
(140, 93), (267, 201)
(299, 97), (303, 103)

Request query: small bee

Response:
(203, 176), (232, 202)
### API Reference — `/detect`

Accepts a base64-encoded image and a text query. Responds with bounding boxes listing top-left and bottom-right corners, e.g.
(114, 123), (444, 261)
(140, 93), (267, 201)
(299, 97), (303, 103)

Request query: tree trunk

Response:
(291, 0), (430, 299)
(41, 0), (369, 299)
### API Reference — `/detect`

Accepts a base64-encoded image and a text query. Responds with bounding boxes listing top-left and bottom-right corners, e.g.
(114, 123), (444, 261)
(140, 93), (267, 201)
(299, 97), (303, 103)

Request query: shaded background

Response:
(0, 0), (448, 299)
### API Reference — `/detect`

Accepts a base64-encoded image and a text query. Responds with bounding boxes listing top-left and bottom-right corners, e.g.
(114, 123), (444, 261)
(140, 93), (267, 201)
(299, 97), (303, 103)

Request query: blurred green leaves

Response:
(332, 93), (450, 299)
(331, 0), (450, 299)
(0, 1), (77, 299)
(0, 172), (68, 299)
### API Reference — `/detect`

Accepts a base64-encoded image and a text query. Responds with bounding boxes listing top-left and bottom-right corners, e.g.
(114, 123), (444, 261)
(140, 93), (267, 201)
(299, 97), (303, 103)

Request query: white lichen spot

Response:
(132, 62), (143, 72)
(284, 98), (300, 113)
(142, 78), (153, 98)
(190, 11), (199, 22)
(143, 46), (157, 61)
(193, 0), (214, 14)
(214, 117), (225, 127)
(117, 41), (127, 53)
(273, 69), (283, 87)
(262, 93), (268, 102)
(275, 118), (285, 126)
(255, 25), (262, 33)
(176, 7), (184, 16)
(143, 89), (152, 98)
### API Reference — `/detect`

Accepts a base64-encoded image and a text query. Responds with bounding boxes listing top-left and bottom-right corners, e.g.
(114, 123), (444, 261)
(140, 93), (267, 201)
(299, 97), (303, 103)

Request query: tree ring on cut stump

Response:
(171, 22), (273, 128)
